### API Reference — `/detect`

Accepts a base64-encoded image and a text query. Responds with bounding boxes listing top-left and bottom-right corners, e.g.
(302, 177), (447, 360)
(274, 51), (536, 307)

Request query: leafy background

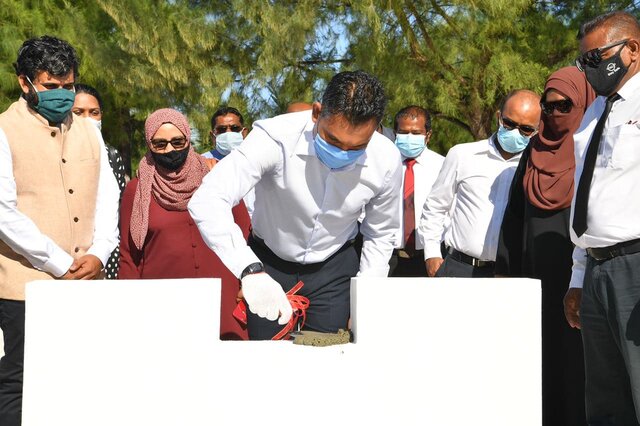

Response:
(1, 0), (638, 174)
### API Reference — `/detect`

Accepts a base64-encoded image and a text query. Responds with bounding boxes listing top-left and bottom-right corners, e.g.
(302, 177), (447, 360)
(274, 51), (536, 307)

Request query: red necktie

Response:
(403, 159), (416, 252)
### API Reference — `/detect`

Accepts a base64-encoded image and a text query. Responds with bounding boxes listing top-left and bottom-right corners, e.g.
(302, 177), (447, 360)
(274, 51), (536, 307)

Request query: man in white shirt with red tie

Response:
(419, 90), (541, 278)
(389, 105), (444, 276)
(189, 71), (402, 340)
(563, 11), (640, 425)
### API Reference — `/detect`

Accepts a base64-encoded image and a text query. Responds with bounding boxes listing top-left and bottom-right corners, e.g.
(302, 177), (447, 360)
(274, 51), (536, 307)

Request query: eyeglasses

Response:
(150, 137), (188, 150)
(214, 125), (244, 135)
(575, 39), (628, 72)
(500, 115), (538, 136)
(540, 99), (573, 115)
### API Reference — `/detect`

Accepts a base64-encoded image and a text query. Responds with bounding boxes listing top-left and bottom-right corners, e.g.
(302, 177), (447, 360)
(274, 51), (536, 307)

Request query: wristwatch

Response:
(240, 262), (265, 279)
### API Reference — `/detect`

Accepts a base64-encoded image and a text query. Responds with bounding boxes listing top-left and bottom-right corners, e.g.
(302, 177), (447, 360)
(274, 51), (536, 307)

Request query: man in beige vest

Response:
(0, 36), (119, 425)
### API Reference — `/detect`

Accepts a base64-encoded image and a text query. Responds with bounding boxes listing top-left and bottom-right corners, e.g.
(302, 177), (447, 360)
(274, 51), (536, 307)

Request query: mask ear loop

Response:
(25, 75), (39, 93)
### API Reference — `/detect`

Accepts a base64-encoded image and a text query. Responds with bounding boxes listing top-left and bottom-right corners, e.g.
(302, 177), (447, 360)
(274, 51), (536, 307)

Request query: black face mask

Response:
(151, 147), (189, 171)
(585, 48), (628, 96)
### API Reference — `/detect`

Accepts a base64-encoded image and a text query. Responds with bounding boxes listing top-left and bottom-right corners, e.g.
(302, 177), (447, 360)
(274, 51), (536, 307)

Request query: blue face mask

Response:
(215, 131), (243, 156)
(314, 132), (365, 169)
(497, 125), (531, 154)
(395, 133), (426, 158)
(27, 76), (75, 124)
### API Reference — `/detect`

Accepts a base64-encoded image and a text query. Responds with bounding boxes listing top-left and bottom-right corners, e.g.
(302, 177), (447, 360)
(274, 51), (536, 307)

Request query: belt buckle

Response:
(397, 250), (411, 259)
(471, 258), (481, 267)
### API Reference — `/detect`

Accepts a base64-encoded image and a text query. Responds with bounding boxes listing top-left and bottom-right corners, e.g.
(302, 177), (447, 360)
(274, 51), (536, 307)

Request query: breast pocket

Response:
(609, 124), (640, 169)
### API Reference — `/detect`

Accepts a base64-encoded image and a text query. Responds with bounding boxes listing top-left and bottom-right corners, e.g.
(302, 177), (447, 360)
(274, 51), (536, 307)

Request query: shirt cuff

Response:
(424, 243), (443, 260)
(230, 246), (262, 279)
(87, 243), (116, 269)
(569, 270), (585, 289)
(42, 249), (74, 278)
(357, 265), (390, 277)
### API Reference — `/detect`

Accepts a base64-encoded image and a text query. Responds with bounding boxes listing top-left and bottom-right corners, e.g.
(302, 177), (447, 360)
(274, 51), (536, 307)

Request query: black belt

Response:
(586, 238), (640, 261)
(447, 247), (495, 268)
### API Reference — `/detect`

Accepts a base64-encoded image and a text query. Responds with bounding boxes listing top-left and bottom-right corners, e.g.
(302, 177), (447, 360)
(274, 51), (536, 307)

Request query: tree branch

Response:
(431, 112), (474, 137)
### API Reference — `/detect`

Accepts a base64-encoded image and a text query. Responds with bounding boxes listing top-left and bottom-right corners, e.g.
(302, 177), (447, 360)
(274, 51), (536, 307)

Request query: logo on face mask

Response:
(607, 62), (620, 76)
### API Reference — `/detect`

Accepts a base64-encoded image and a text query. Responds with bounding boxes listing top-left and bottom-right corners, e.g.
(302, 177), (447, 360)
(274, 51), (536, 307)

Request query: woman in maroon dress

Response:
(119, 108), (250, 340)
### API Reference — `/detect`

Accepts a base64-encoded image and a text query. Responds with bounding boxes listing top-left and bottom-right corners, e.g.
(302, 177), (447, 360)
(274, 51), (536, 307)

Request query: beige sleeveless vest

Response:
(0, 98), (100, 300)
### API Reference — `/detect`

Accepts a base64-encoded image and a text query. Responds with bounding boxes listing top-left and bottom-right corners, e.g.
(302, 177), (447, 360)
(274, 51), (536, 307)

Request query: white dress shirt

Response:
(569, 72), (640, 288)
(201, 150), (256, 218)
(189, 111), (402, 278)
(419, 135), (522, 261)
(396, 147), (445, 249)
(0, 120), (120, 277)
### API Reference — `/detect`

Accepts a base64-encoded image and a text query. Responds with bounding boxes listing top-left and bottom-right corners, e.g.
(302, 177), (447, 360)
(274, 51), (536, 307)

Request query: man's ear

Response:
(627, 38), (640, 63)
(209, 130), (216, 148)
(18, 75), (31, 95)
(312, 102), (322, 123)
(242, 127), (249, 138)
(425, 130), (433, 145)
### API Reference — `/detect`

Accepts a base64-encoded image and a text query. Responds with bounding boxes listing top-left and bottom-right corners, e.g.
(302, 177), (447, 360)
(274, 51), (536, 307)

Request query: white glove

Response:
(241, 273), (292, 325)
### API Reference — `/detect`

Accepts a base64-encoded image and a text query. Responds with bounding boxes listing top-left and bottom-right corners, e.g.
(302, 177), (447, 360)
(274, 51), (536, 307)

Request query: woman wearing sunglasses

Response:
(118, 108), (251, 340)
(496, 66), (596, 426)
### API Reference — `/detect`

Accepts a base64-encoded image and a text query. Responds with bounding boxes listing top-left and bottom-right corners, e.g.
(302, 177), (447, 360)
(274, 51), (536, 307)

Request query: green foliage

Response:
(0, 0), (638, 168)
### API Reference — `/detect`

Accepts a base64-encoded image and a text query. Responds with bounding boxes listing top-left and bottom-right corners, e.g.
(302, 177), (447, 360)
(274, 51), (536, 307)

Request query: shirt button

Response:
(192, 243), (197, 248)
(68, 189), (74, 194)
(50, 131), (56, 137)
(74, 247), (79, 253)
(73, 217), (79, 222)
(195, 264), (200, 269)
(61, 158), (66, 163)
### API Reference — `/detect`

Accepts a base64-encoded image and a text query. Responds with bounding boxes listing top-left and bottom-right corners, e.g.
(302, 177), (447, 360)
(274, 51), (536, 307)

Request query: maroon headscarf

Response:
(130, 108), (210, 250)
(523, 66), (597, 210)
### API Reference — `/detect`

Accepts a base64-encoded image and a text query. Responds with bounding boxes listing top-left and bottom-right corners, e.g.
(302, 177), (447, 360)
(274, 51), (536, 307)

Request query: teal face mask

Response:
(26, 76), (75, 124)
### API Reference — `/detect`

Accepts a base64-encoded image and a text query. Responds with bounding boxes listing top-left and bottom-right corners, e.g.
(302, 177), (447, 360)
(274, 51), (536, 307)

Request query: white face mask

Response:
(215, 131), (244, 156)
(89, 119), (102, 131)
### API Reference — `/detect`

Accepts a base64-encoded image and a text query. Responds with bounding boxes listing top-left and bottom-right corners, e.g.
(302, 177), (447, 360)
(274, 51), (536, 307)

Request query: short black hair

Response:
(13, 35), (80, 81)
(74, 83), (103, 110)
(320, 70), (387, 126)
(578, 11), (640, 41)
(394, 105), (432, 133)
(210, 106), (244, 129)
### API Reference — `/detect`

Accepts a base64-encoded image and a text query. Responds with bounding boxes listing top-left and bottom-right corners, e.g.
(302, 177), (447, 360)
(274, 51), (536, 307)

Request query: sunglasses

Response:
(501, 115), (537, 137)
(214, 125), (244, 135)
(575, 39), (628, 72)
(150, 137), (188, 150)
(540, 99), (573, 115)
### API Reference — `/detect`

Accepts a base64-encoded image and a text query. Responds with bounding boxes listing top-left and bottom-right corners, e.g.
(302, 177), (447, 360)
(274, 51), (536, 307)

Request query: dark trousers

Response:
(582, 251), (640, 426)
(247, 235), (359, 340)
(434, 254), (495, 278)
(0, 299), (25, 426)
(389, 250), (426, 277)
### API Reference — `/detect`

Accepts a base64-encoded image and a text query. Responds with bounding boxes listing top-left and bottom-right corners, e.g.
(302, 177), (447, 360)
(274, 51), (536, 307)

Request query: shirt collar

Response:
(488, 133), (522, 162)
(617, 70), (640, 101)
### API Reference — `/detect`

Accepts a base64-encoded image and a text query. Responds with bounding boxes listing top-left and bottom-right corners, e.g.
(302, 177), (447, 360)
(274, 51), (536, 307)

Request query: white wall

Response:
(20, 277), (541, 426)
